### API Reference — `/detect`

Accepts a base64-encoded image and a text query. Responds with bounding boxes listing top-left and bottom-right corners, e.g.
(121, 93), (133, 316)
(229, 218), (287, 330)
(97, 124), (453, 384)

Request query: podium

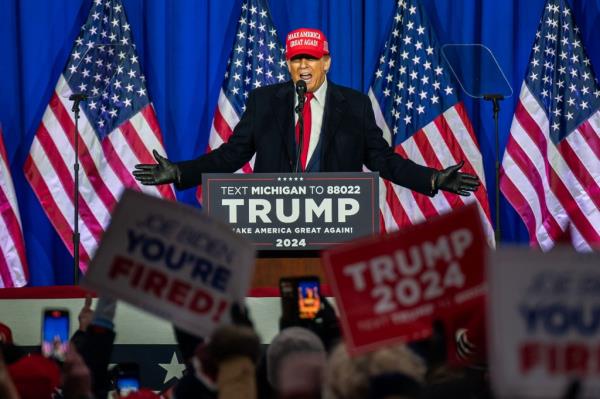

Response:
(202, 172), (380, 288)
(253, 255), (323, 288)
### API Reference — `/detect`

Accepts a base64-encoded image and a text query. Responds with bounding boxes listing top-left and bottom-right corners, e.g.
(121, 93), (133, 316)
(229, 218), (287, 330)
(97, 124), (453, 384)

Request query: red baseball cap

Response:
(8, 354), (61, 399)
(123, 388), (161, 398)
(286, 28), (329, 60)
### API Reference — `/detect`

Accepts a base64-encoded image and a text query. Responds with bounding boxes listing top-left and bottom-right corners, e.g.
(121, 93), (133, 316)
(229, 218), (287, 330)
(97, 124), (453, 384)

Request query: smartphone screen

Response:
(41, 309), (70, 361)
(117, 376), (140, 396)
(114, 362), (140, 396)
(297, 279), (320, 319)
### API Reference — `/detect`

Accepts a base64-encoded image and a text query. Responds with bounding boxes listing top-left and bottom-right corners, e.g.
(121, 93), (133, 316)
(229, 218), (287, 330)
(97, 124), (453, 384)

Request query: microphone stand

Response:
(483, 93), (504, 244)
(69, 93), (86, 284)
(294, 95), (306, 173)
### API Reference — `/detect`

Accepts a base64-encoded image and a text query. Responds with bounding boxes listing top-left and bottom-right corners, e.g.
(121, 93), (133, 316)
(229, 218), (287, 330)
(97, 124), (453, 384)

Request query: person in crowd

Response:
(62, 343), (93, 399)
(323, 342), (425, 399)
(171, 303), (260, 399)
(0, 350), (20, 399)
(77, 295), (118, 399)
(132, 28), (480, 199)
(266, 327), (326, 399)
(7, 352), (61, 399)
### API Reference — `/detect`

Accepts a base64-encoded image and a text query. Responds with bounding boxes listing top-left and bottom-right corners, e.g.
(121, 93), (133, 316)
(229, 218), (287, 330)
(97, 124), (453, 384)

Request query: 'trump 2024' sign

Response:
(322, 203), (486, 355)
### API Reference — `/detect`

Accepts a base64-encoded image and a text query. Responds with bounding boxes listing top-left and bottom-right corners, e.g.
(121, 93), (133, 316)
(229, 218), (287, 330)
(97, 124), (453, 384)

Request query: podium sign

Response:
(202, 172), (379, 250)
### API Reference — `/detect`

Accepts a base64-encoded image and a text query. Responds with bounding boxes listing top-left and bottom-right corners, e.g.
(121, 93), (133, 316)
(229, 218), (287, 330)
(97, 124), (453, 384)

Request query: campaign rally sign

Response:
(322, 203), (486, 355)
(202, 172), (379, 250)
(489, 247), (600, 399)
(83, 190), (256, 338)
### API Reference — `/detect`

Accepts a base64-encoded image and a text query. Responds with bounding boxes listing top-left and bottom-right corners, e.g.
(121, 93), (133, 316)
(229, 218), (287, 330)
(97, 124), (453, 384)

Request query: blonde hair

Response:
(323, 343), (425, 399)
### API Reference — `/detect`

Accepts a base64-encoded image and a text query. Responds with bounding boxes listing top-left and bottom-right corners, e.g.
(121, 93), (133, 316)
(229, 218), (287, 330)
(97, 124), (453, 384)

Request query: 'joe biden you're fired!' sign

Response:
(83, 189), (256, 338)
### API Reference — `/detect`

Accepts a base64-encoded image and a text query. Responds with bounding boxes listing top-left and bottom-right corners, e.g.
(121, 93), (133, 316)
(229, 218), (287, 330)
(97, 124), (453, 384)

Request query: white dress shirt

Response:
(294, 78), (328, 166)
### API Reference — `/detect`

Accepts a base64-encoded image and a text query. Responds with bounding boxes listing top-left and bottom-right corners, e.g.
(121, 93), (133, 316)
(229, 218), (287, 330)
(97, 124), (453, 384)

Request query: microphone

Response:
(295, 80), (307, 113)
(294, 80), (308, 173)
(69, 93), (88, 102)
(69, 93), (88, 113)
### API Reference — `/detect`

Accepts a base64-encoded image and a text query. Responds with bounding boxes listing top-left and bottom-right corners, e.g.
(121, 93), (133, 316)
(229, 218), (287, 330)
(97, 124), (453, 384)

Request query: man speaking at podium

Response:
(133, 28), (479, 197)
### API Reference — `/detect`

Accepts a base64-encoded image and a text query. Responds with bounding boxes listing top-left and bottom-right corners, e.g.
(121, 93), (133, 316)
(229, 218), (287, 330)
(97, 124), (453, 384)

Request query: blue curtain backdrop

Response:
(1, 0), (599, 285)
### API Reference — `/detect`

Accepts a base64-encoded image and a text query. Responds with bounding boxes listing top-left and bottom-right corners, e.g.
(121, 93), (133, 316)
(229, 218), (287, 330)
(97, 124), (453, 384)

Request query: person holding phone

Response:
(279, 276), (341, 351)
(111, 362), (141, 397)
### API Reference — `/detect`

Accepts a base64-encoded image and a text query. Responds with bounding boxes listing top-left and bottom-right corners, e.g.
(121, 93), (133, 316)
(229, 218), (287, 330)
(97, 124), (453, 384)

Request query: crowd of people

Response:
(0, 291), (588, 399)
(0, 289), (515, 399)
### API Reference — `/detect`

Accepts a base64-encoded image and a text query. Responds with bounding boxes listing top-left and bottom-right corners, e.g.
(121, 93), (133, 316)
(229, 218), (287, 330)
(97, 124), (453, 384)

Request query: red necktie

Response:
(295, 92), (314, 171)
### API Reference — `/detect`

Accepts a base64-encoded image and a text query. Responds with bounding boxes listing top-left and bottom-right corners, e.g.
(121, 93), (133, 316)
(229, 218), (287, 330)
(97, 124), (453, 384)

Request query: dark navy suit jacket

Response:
(176, 80), (436, 196)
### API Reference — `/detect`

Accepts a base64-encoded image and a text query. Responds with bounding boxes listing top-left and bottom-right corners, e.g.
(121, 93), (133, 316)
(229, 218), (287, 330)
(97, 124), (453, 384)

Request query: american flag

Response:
(369, 0), (494, 245)
(24, 0), (175, 271)
(0, 125), (28, 287)
(500, 0), (600, 251)
(195, 0), (289, 203)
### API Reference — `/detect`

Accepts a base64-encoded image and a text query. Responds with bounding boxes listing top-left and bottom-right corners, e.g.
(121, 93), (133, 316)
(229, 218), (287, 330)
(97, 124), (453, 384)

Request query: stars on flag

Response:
(524, 0), (600, 142)
(221, 0), (289, 116)
(63, 0), (150, 139)
(371, 0), (459, 143)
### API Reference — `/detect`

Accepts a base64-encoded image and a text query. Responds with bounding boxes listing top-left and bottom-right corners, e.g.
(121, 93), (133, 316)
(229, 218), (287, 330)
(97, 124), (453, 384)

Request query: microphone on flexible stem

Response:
(68, 92), (88, 284)
(295, 79), (307, 113)
(69, 93), (88, 113)
(69, 93), (88, 101)
(294, 80), (308, 173)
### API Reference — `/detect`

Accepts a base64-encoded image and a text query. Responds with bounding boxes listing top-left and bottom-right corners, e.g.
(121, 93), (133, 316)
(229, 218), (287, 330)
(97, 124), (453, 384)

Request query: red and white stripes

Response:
(25, 76), (175, 271)
(0, 127), (28, 287)
(501, 84), (600, 251)
(196, 89), (255, 203)
(370, 89), (495, 247)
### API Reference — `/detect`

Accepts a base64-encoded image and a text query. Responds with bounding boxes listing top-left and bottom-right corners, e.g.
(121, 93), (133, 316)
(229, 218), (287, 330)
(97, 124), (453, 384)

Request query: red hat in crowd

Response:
(7, 354), (61, 399)
(285, 28), (329, 60)
(0, 322), (13, 344)
(123, 388), (161, 398)
(455, 310), (487, 367)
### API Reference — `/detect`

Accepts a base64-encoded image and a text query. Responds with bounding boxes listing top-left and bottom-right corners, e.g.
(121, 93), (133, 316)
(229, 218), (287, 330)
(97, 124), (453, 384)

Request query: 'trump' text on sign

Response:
(322, 203), (486, 355)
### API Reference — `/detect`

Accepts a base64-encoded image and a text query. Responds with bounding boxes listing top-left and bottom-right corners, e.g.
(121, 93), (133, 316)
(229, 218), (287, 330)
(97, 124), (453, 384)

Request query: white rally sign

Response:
(489, 246), (600, 398)
(83, 190), (256, 338)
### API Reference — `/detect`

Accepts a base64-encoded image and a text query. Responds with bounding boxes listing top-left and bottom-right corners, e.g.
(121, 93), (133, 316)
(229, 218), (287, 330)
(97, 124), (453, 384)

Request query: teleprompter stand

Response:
(442, 43), (513, 244)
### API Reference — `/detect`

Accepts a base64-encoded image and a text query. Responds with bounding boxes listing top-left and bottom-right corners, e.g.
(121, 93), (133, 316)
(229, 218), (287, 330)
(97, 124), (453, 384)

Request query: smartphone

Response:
(41, 308), (70, 361)
(279, 276), (321, 320)
(114, 362), (140, 396)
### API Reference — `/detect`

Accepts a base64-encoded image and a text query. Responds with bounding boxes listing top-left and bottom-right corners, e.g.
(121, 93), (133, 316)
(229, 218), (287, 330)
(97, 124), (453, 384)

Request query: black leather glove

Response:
(434, 160), (480, 196)
(132, 149), (179, 186)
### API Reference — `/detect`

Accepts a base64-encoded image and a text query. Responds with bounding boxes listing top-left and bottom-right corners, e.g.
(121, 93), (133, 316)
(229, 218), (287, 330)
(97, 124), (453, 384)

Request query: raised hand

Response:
(77, 294), (94, 332)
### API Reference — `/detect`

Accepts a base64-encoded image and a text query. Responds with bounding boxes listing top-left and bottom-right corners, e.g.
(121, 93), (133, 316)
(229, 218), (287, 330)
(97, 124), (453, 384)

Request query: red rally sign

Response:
(322, 203), (486, 355)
